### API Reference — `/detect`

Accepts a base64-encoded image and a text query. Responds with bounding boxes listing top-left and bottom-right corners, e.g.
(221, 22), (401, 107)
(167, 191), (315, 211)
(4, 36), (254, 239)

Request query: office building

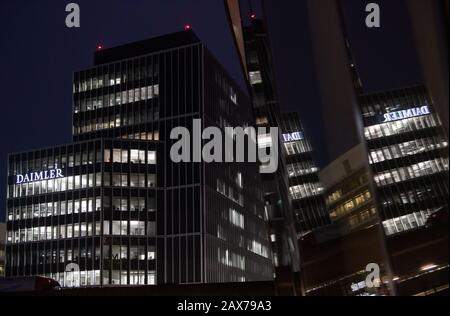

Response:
(5, 30), (273, 287)
(359, 85), (449, 236)
(280, 112), (329, 235)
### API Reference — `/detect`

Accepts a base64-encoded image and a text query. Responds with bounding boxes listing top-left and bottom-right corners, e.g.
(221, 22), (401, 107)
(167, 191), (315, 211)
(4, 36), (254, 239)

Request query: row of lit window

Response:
(347, 207), (377, 229)
(107, 149), (156, 164)
(247, 240), (270, 259)
(364, 114), (440, 140)
(287, 162), (319, 178)
(218, 248), (245, 271)
(7, 197), (155, 221)
(326, 174), (369, 205)
(369, 137), (448, 164)
(373, 158), (449, 187)
(381, 188), (436, 207)
(119, 132), (159, 141)
(329, 190), (372, 220)
(74, 66), (159, 93)
(38, 270), (156, 287)
(7, 246), (155, 267)
(216, 226), (269, 259)
(7, 220), (155, 244)
(284, 140), (312, 156)
(382, 210), (432, 236)
(289, 182), (324, 200)
(74, 85), (159, 113)
(10, 149), (156, 174)
(9, 172), (156, 198)
(74, 111), (159, 134)
(8, 198), (100, 220)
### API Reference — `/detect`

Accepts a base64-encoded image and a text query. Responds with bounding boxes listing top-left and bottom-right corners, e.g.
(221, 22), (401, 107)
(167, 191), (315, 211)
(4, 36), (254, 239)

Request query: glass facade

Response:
(242, 18), (301, 277)
(281, 112), (329, 235)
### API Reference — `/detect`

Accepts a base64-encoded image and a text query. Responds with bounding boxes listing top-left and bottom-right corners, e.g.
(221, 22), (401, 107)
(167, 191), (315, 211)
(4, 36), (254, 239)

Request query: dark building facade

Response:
(5, 31), (273, 287)
(241, 18), (299, 274)
(221, 5), (302, 282)
(280, 112), (329, 235)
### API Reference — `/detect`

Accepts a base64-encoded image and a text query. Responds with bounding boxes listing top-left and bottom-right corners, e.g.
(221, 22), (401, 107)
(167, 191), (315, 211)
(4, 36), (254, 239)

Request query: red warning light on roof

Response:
(251, 14), (256, 20)
(184, 24), (192, 31)
(96, 45), (103, 51)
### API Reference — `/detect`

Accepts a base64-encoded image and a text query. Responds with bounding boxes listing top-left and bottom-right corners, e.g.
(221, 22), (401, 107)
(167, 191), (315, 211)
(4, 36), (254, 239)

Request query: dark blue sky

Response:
(0, 0), (422, 221)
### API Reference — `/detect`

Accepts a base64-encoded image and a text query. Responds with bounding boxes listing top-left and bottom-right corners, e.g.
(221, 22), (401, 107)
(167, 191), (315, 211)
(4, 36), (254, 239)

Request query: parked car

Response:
(0, 276), (60, 293)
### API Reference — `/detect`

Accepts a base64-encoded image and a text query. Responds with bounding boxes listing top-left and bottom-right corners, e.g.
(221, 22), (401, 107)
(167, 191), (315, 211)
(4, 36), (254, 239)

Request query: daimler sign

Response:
(16, 168), (64, 184)
(282, 132), (304, 143)
(383, 106), (431, 123)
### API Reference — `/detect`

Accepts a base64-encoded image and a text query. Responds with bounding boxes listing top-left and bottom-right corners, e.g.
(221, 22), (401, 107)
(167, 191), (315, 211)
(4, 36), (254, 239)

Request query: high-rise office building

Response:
(5, 30), (273, 287)
(280, 112), (329, 235)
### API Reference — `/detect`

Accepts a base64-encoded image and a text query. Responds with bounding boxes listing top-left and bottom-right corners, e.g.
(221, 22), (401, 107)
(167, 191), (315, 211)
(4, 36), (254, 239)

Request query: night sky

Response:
(0, 0), (423, 221)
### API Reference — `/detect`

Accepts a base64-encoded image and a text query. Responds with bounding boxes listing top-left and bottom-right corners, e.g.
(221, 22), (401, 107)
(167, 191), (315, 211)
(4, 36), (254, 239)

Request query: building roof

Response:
(94, 30), (201, 65)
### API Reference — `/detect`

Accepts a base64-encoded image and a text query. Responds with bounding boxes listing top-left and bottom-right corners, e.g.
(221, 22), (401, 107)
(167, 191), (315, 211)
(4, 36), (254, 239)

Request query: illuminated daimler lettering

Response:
(383, 106), (430, 123)
(283, 132), (304, 143)
(16, 168), (64, 184)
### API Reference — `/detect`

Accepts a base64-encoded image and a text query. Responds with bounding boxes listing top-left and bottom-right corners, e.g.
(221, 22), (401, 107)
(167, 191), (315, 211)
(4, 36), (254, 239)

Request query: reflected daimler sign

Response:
(283, 132), (304, 143)
(16, 168), (64, 184)
(383, 105), (430, 123)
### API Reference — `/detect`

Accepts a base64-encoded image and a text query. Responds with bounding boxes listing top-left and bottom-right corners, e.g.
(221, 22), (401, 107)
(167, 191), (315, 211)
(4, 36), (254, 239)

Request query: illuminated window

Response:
(364, 115), (439, 140)
(249, 71), (262, 85)
(147, 151), (156, 164)
(256, 116), (268, 125)
(130, 149), (146, 164)
(258, 134), (272, 148)
(229, 209), (245, 229)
